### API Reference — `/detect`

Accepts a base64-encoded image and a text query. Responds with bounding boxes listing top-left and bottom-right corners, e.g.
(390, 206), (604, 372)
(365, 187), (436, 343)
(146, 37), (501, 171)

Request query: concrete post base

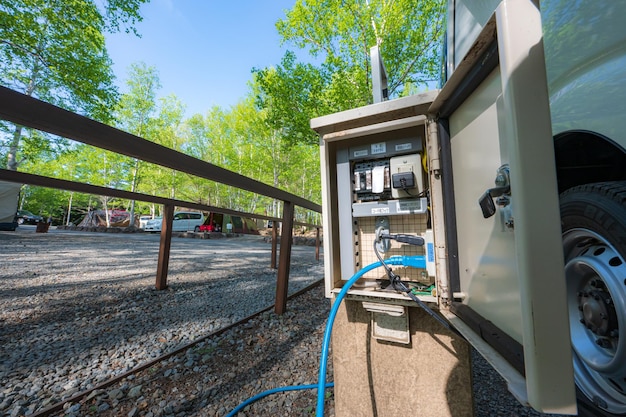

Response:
(331, 298), (473, 417)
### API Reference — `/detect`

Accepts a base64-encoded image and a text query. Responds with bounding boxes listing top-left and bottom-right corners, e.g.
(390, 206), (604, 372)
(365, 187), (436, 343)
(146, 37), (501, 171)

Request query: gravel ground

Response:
(0, 227), (564, 417)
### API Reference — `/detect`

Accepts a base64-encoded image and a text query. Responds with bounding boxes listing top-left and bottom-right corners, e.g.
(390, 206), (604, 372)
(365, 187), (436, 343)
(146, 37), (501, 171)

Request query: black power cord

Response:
(373, 231), (462, 337)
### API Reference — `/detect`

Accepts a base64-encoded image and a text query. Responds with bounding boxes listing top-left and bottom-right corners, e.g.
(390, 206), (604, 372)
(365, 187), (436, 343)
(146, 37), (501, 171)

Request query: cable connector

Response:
(374, 226), (386, 243)
(393, 234), (424, 246)
(378, 233), (425, 246)
(387, 255), (426, 269)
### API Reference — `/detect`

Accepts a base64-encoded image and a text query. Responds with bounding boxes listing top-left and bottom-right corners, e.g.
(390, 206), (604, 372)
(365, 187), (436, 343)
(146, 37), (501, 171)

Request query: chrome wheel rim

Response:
(564, 228), (626, 413)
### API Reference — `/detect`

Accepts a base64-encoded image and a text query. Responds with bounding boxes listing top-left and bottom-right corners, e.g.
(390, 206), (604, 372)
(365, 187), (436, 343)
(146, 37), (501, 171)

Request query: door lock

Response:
(478, 165), (511, 218)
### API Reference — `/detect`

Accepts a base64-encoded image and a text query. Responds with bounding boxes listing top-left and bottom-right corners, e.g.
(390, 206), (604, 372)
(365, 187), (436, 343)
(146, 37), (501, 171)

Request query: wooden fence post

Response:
(275, 201), (294, 314)
(315, 227), (321, 261)
(155, 204), (174, 290)
(271, 221), (278, 269)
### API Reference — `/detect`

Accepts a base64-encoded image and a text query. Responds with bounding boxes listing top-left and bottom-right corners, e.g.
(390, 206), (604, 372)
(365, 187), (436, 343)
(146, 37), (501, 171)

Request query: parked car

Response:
(143, 217), (162, 232)
(143, 211), (204, 233)
(139, 215), (153, 229)
(15, 209), (43, 225)
(199, 221), (221, 232)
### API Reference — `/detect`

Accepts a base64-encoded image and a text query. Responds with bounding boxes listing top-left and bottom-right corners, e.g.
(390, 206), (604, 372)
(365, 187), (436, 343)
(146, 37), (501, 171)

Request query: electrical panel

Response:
(347, 135), (432, 291)
(312, 93), (439, 304)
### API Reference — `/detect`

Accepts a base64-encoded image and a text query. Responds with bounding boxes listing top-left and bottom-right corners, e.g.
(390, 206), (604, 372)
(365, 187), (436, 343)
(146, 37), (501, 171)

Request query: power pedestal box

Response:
(312, 92), (440, 307)
(311, 91), (473, 417)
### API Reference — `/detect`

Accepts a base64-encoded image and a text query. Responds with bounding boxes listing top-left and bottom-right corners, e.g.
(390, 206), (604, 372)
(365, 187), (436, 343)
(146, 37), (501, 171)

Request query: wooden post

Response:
(275, 201), (294, 314)
(155, 204), (174, 290)
(315, 227), (320, 261)
(271, 220), (278, 269)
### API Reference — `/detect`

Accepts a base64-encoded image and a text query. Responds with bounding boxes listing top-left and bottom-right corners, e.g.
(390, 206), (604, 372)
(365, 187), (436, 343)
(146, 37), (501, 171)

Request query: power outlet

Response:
(390, 153), (422, 198)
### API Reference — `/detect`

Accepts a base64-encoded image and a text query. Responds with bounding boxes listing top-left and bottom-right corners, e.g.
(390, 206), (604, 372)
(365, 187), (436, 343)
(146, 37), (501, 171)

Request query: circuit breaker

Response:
(312, 92), (438, 304)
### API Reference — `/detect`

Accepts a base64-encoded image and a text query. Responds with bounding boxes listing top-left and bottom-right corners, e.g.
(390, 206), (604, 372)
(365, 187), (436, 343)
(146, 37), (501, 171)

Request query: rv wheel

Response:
(561, 181), (626, 416)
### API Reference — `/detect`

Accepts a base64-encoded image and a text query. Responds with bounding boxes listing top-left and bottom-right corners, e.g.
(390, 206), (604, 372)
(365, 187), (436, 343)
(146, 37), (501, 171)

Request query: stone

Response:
(128, 385), (142, 398)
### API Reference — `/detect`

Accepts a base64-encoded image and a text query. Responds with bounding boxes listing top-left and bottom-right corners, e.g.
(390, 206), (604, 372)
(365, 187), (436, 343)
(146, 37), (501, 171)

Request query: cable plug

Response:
(375, 226), (386, 243)
(378, 233), (425, 246)
(388, 255), (426, 269)
(392, 234), (424, 246)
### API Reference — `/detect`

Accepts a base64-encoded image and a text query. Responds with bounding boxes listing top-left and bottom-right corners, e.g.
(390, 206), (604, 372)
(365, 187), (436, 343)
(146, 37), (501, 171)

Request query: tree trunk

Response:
(7, 125), (23, 170)
(128, 158), (140, 227)
(66, 192), (74, 226)
(8, 67), (39, 170)
(170, 170), (176, 199)
(105, 202), (110, 227)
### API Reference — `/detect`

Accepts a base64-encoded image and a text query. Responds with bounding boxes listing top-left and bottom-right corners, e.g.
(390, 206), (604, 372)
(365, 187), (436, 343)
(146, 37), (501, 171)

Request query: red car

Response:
(199, 222), (220, 232)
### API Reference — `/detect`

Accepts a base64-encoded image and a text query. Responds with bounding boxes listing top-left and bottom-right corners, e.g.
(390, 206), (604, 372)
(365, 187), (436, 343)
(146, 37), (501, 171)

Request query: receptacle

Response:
(390, 153), (422, 198)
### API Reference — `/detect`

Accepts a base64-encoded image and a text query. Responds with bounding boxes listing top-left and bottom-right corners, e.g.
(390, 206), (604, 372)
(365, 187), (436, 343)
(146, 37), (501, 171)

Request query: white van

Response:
(143, 211), (204, 232)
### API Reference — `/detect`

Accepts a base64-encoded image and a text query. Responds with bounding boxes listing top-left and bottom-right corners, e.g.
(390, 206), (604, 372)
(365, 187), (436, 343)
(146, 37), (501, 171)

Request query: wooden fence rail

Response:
(0, 86), (322, 314)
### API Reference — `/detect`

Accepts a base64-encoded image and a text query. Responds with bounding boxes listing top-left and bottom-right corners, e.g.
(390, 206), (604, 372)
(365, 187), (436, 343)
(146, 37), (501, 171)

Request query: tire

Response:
(560, 181), (626, 416)
(194, 226), (200, 232)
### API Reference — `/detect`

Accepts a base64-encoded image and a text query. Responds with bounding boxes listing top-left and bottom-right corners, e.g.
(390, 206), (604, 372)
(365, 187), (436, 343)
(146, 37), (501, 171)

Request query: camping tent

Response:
(0, 181), (20, 231)
(77, 209), (135, 227)
(203, 212), (259, 234)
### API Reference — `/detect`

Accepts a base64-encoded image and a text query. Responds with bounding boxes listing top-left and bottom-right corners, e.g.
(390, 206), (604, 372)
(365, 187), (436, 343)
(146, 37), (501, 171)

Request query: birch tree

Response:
(114, 62), (160, 225)
(256, 0), (445, 146)
(0, 0), (148, 170)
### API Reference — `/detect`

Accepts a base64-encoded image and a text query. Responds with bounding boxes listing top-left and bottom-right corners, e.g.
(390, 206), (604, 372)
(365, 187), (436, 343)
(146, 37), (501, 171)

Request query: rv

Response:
(442, 1), (626, 415)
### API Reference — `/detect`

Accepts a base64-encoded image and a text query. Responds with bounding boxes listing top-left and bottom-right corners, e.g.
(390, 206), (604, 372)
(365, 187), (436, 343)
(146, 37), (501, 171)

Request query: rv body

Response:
(313, 1), (626, 415)
(442, 0), (626, 415)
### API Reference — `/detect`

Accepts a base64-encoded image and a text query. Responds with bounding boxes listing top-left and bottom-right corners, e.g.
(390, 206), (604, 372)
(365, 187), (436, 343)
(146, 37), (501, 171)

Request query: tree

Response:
(149, 94), (187, 201)
(253, 51), (329, 146)
(0, 0), (149, 170)
(181, 106), (236, 209)
(114, 62), (161, 225)
(277, 0), (445, 96)
(23, 149), (94, 224)
(255, 0), (445, 146)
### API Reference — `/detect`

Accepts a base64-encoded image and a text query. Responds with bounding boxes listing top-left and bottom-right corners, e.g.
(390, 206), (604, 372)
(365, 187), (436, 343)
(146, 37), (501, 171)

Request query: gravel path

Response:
(0, 227), (563, 417)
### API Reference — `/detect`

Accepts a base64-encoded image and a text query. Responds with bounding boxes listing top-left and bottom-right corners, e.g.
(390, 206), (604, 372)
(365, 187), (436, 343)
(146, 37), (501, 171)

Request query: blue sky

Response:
(105, 0), (298, 117)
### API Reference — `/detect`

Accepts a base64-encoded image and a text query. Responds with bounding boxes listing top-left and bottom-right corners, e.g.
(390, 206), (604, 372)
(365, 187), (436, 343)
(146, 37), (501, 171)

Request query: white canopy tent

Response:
(0, 181), (20, 230)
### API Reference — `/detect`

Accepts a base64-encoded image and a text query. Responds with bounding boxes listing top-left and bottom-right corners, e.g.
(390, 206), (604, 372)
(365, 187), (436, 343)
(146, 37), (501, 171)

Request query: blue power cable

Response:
(225, 382), (334, 417)
(316, 256), (423, 416)
(226, 255), (425, 417)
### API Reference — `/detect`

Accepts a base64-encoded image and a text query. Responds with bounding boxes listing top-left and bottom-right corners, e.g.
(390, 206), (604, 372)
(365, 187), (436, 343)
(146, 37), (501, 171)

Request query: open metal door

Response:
(430, 0), (577, 414)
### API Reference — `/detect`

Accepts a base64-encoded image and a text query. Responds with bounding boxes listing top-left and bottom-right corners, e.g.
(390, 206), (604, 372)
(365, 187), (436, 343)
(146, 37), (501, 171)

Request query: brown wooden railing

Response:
(0, 86), (322, 314)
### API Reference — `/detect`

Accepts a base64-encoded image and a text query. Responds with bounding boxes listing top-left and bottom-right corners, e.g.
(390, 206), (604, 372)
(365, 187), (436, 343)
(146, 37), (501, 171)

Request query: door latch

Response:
(478, 165), (511, 218)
